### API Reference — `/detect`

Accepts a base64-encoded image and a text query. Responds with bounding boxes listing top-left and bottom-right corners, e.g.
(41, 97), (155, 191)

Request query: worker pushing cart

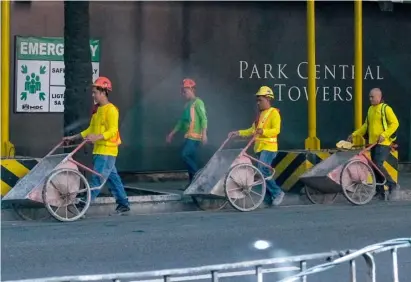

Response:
(302, 88), (400, 206)
(230, 86), (285, 206)
(63, 76), (130, 215)
(347, 88), (399, 199)
(2, 77), (130, 221)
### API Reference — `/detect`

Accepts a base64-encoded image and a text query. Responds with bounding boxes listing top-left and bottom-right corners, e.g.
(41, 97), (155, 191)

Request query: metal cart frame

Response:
(186, 134), (276, 212)
(303, 143), (390, 206)
(5, 140), (109, 222)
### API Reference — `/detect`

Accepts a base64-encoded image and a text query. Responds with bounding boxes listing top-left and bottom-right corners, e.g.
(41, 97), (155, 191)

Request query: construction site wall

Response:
(9, 1), (411, 172)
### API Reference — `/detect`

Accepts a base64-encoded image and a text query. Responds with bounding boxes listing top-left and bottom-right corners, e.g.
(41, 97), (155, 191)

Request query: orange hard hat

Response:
(93, 76), (112, 91)
(182, 78), (196, 88)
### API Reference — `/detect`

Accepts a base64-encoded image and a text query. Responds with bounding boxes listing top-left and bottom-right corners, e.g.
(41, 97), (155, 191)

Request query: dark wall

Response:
(10, 1), (411, 172)
(11, 1), (64, 157)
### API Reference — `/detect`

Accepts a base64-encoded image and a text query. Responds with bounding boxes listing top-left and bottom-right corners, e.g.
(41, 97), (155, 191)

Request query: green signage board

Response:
(14, 36), (101, 113)
(16, 36), (100, 62)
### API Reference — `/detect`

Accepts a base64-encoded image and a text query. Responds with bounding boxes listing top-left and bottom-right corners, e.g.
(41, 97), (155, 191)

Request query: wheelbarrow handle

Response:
(45, 139), (89, 157)
(242, 135), (257, 153)
(45, 140), (65, 156)
(362, 141), (398, 155)
(364, 143), (377, 151)
(358, 143), (378, 156)
(218, 133), (258, 152)
(217, 134), (235, 151)
(69, 139), (89, 155)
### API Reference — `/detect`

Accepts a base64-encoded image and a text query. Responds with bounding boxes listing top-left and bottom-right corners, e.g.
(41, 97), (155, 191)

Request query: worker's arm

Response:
(262, 109), (281, 137)
(172, 120), (183, 134)
(238, 123), (255, 137)
(195, 99), (208, 137)
(352, 120), (368, 137)
(195, 100), (208, 130)
(80, 125), (92, 139)
(101, 107), (120, 140)
(381, 106), (399, 139)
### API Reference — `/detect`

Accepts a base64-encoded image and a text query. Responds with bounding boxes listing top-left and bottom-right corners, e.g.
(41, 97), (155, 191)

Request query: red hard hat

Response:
(93, 76), (112, 91)
(182, 78), (196, 88)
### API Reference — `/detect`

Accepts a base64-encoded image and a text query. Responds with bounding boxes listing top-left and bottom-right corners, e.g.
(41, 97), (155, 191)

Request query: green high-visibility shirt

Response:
(174, 98), (208, 141)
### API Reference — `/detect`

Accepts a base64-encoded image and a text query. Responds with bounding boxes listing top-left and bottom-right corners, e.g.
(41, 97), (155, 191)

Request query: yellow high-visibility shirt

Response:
(81, 103), (122, 157)
(352, 103), (399, 146)
(238, 107), (281, 153)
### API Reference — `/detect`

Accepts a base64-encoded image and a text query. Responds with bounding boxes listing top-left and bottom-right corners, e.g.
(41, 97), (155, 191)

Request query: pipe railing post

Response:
(1, 0), (15, 157)
(353, 0), (366, 147)
(304, 0), (321, 151)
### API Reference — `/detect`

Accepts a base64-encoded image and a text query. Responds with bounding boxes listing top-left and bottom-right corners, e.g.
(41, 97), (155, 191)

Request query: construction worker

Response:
(63, 76), (130, 215)
(348, 88), (399, 198)
(230, 86), (285, 206)
(166, 78), (208, 186)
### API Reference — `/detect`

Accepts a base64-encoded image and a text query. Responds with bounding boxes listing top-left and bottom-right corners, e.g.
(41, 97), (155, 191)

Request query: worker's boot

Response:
(272, 191), (285, 206)
(110, 204), (130, 216)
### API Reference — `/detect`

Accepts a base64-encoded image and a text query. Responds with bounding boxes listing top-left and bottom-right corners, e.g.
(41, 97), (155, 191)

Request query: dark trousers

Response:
(370, 144), (396, 193)
(182, 138), (201, 182)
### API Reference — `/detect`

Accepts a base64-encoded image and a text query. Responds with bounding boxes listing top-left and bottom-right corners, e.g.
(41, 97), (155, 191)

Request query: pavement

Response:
(2, 202), (411, 282)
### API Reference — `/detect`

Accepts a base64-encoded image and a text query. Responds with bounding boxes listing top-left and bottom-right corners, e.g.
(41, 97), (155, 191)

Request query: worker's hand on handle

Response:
(63, 134), (81, 143)
(377, 135), (385, 144)
(63, 136), (75, 142)
(85, 134), (103, 143)
(255, 128), (263, 136)
(228, 131), (239, 138)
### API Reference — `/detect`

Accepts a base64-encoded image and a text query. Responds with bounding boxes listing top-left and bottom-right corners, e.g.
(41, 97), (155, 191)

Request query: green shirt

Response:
(174, 98), (208, 140)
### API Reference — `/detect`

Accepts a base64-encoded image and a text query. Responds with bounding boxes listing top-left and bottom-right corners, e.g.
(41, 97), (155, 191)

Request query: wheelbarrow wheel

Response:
(12, 203), (51, 221)
(190, 168), (228, 211)
(340, 159), (376, 205)
(42, 168), (92, 222)
(224, 163), (266, 212)
(305, 186), (338, 205)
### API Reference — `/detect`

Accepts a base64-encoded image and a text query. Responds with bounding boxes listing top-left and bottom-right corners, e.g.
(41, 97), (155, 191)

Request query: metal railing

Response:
(3, 238), (410, 282)
(279, 237), (411, 282)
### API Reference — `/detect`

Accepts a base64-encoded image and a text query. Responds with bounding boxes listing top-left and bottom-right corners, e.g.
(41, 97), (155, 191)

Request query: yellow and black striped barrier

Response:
(1, 158), (39, 196)
(364, 150), (398, 184)
(272, 149), (399, 193)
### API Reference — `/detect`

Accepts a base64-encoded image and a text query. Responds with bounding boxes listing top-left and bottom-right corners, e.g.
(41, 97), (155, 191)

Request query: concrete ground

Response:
(1, 202), (410, 282)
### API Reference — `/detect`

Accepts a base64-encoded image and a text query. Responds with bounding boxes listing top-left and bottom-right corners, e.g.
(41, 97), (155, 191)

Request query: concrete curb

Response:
(2, 189), (411, 222)
(398, 163), (411, 173)
(389, 189), (411, 201)
(122, 162), (411, 182)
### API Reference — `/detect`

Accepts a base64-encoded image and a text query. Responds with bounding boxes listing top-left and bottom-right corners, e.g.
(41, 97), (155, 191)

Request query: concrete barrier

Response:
(0, 157), (40, 196)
